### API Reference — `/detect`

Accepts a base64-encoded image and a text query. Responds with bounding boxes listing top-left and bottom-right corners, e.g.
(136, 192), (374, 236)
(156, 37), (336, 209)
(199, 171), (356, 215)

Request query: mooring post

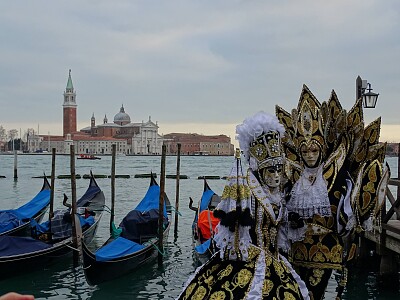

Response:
(70, 145), (81, 266)
(13, 149), (17, 179)
(397, 143), (400, 200)
(174, 143), (181, 237)
(158, 144), (166, 265)
(110, 144), (116, 234)
(50, 148), (56, 220)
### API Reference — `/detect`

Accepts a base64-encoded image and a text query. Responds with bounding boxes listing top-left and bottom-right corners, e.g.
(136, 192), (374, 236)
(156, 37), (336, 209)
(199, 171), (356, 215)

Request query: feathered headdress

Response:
(236, 111), (285, 171)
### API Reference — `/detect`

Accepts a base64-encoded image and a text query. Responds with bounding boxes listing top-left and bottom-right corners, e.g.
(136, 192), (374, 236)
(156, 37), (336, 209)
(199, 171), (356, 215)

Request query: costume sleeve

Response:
(277, 202), (290, 253)
(213, 162), (254, 261)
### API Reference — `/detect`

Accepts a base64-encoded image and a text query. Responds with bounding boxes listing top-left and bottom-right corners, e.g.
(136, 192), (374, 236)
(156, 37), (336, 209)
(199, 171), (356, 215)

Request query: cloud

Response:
(0, 0), (399, 141)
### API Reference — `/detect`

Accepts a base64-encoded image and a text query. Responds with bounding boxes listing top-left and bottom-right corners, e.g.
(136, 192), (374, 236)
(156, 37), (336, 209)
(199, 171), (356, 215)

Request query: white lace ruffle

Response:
(287, 226), (308, 242)
(288, 165), (332, 219)
(362, 217), (373, 231)
(215, 197), (253, 216)
(214, 223), (252, 261)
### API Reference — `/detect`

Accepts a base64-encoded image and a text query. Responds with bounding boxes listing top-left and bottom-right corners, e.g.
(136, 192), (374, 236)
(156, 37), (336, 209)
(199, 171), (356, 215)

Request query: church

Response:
(27, 70), (163, 155)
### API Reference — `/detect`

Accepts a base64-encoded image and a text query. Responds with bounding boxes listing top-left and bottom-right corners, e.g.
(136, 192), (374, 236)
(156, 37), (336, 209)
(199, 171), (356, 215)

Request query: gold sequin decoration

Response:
(221, 184), (251, 201)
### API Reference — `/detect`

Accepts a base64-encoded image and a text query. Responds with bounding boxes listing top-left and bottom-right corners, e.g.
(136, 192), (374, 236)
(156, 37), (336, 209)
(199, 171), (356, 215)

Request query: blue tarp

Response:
(0, 189), (50, 234)
(95, 237), (145, 262)
(76, 185), (100, 207)
(199, 189), (215, 213)
(134, 184), (167, 218)
(195, 239), (211, 254)
(0, 235), (52, 256)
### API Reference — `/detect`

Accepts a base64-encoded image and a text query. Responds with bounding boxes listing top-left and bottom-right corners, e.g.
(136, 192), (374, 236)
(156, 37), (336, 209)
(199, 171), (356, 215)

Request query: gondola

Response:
(0, 176), (51, 237)
(0, 173), (105, 279)
(190, 179), (221, 263)
(82, 172), (170, 285)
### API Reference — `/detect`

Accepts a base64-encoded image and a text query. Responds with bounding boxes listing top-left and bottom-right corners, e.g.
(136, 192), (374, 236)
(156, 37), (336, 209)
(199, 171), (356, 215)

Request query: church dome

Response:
(113, 105), (131, 125)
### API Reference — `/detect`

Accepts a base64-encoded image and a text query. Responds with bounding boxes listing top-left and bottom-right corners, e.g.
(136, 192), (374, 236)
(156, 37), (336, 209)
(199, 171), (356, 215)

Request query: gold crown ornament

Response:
(248, 131), (284, 170)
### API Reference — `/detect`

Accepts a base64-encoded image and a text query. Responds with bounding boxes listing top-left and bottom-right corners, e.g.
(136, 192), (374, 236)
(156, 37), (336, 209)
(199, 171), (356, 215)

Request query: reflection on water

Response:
(0, 155), (399, 299)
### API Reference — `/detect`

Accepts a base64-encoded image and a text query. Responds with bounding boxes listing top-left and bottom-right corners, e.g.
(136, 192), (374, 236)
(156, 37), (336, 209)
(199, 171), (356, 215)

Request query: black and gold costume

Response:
(177, 170), (308, 300)
(276, 85), (389, 300)
(177, 114), (310, 300)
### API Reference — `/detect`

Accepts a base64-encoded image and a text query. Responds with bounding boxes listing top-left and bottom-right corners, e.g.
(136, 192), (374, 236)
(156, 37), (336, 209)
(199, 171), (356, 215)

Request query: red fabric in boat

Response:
(197, 210), (219, 240)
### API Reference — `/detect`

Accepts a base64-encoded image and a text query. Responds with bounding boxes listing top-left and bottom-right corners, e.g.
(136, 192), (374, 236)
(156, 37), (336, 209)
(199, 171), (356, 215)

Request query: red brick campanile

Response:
(63, 69), (77, 137)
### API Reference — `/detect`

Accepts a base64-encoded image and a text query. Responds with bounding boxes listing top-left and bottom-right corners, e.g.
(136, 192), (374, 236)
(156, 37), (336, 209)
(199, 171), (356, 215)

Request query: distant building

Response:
(27, 70), (163, 155)
(163, 133), (234, 156)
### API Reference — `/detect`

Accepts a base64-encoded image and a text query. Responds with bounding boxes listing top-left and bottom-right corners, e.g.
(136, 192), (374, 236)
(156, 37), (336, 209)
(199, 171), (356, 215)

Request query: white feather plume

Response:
(236, 111), (285, 162)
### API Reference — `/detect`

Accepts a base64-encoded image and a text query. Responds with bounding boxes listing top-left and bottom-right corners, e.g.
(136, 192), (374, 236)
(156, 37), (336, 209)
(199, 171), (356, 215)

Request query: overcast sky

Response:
(1, 0), (399, 146)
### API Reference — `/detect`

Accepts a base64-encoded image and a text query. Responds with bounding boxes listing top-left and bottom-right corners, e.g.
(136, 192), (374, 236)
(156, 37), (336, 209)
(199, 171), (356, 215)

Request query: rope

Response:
(168, 206), (182, 216)
(65, 243), (79, 252)
(147, 240), (166, 256)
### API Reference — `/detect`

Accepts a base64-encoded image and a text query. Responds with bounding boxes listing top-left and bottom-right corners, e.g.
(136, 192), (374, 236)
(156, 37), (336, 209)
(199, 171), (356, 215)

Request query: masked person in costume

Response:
(176, 112), (309, 300)
(276, 85), (389, 300)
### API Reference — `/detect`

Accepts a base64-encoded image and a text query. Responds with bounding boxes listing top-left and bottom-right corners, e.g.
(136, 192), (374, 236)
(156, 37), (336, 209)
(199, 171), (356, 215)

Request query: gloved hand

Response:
(288, 212), (305, 229)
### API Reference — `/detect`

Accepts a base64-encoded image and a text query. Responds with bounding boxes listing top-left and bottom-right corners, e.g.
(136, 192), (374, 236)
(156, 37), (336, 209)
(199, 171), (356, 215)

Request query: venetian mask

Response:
(300, 142), (321, 168)
(260, 164), (283, 189)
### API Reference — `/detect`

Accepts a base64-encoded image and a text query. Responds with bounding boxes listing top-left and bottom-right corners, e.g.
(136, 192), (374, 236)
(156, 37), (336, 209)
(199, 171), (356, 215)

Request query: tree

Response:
(8, 129), (18, 151)
(0, 125), (6, 142)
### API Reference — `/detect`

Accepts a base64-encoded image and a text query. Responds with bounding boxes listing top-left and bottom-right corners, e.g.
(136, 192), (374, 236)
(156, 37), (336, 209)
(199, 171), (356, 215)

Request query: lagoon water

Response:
(0, 154), (399, 299)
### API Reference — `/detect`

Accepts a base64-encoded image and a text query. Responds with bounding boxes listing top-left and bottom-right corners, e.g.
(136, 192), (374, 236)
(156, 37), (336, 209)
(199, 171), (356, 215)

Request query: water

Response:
(0, 154), (399, 299)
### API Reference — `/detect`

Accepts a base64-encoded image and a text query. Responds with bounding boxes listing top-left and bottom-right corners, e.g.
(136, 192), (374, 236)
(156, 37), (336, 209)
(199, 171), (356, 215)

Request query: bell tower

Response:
(63, 69), (77, 137)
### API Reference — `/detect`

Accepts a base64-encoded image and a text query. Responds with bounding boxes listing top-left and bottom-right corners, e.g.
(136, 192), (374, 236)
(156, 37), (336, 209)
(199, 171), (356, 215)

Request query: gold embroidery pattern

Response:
(210, 291), (226, 300)
(192, 286), (207, 300)
(290, 230), (344, 270)
(309, 269), (325, 287)
(221, 184), (251, 201)
(262, 279), (274, 296)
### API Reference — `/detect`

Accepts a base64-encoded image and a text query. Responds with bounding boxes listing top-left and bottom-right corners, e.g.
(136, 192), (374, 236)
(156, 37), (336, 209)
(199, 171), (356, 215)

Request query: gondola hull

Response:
(0, 174), (105, 280)
(1, 206), (48, 237)
(0, 215), (102, 280)
(82, 222), (170, 286)
(191, 179), (220, 264)
(0, 177), (51, 237)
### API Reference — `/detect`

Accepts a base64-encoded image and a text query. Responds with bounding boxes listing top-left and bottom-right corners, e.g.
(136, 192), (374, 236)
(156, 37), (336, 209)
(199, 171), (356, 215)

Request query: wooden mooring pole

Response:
(174, 143), (181, 237)
(110, 144), (116, 234)
(397, 142), (400, 199)
(158, 144), (166, 265)
(13, 150), (17, 179)
(50, 148), (56, 220)
(70, 145), (81, 266)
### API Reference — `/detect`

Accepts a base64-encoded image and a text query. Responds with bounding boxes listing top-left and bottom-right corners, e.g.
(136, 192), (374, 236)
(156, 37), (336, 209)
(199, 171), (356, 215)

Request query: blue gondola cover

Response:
(95, 237), (145, 262)
(195, 238), (211, 254)
(0, 189), (50, 234)
(0, 236), (52, 256)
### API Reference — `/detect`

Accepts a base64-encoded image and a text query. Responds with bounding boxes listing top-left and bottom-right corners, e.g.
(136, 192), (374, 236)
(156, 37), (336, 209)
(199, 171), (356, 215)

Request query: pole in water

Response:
(174, 143), (181, 237)
(49, 148), (56, 229)
(110, 144), (116, 233)
(13, 150), (17, 179)
(70, 145), (82, 266)
(158, 144), (166, 265)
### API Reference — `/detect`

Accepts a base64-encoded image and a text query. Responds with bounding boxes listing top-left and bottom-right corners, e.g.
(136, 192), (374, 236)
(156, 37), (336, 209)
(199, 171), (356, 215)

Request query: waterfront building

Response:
(163, 133), (234, 156)
(27, 70), (162, 155)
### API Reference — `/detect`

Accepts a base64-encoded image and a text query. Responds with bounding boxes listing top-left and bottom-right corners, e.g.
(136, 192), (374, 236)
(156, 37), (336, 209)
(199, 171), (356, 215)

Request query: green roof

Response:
(66, 69), (73, 90)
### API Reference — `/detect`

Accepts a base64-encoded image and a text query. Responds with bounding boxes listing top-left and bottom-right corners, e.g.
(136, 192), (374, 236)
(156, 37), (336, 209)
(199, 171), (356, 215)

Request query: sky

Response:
(0, 0), (399, 148)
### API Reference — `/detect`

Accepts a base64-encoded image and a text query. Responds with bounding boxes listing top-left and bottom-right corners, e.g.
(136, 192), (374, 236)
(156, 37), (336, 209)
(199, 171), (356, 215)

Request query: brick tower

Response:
(63, 69), (77, 137)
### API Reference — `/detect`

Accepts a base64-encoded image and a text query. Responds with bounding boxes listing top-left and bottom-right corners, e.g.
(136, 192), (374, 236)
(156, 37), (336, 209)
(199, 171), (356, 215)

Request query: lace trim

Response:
(287, 165), (332, 219)
(214, 224), (252, 261)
